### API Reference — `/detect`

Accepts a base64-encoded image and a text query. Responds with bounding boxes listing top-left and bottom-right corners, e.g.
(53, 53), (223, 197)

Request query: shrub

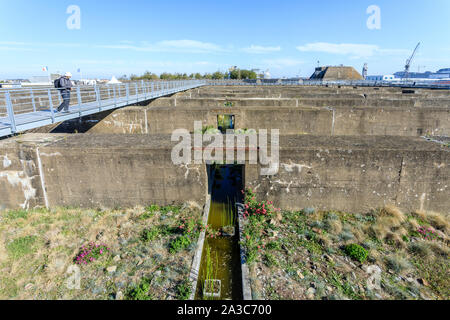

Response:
(74, 242), (110, 265)
(344, 244), (368, 263)
(176, 216), (205, 237)
(126, 278), (153, 300)
(169, 235), (192, 254)
(243, 188), (280, 219)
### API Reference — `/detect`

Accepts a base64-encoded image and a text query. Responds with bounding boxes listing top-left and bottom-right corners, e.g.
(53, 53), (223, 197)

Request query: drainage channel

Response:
(194, 164), (244, 300)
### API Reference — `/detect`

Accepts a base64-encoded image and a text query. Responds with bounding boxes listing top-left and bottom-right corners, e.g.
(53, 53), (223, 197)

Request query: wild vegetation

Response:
(0, 203), (202, 300)
(123, 68), (258, 81)
(240, 188), (449, 300)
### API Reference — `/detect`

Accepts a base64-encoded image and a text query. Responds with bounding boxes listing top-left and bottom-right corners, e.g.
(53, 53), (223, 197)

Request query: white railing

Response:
(0, 80), (206, 136)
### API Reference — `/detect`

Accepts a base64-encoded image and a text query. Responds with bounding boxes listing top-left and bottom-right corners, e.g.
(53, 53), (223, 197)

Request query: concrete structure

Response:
(87, 86), (450, 137)
(0, 134), (207, 210)
(0, 133), (448, 214)
(1, 85), (449, 214)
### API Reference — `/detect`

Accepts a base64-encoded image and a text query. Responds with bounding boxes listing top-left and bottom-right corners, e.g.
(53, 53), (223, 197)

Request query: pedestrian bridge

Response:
(0, 80), (206, 138)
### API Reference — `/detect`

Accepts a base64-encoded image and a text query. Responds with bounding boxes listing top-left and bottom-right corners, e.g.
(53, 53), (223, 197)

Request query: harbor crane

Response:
(404, 42), (421, 80)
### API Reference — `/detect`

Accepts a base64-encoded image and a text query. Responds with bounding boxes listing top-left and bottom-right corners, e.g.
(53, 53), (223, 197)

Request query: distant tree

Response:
(194, 73), (202, 79)
(160, 72), (173, 80)
(230, 69), (257, 80)
(229, 70), (240, 80)
(141, 71), (159, 80)
(212, 71), (225, 80)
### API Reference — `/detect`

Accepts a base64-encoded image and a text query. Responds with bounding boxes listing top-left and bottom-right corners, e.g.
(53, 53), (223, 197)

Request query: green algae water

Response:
(195, 165), (243, 300)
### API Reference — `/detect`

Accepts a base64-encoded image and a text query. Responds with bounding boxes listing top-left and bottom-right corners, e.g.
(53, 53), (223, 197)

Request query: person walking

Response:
(56, 72), (73, 113)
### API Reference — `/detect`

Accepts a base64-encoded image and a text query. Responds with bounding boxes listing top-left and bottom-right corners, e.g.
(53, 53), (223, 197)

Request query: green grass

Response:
(329, 271), (362, 300)
(126, 277), (154, 300)
(263, 253), (279, 267)
(299, 238), (323, 255)
(141, 227), (163, 242)
(169, 235), (192, 254)
(7, 236), (37, 259)
(6, 210), (29, 220)
(176, 279), (192, 300)
(411, 257), (449, 299)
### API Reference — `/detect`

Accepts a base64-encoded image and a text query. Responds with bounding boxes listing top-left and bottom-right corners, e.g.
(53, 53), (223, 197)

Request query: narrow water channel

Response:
(195, 164), (244, 300)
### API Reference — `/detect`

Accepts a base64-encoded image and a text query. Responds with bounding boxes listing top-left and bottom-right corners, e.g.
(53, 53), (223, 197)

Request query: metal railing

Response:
(0, 80), (206, 137)
(204, 79), (450, 89)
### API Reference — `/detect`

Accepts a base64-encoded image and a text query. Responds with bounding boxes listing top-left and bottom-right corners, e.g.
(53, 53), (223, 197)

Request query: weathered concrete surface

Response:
(1, 134), (448, 214)
(85, 85), (450, 137)
(87, 103), (450, 137)
(246, 135), (449, 214)
(0, 134), (206, 209)
(0, 134), (66, 209)
(176, 86), (450, 100)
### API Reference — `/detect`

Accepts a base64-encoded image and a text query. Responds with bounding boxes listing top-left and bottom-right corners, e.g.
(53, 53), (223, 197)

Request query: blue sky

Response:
(1, 0), (449, 79)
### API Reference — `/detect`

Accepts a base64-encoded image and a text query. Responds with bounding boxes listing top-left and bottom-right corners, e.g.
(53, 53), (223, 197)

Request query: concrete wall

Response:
(1, 134), (448, 214)
(87, 104), (450, 137)
(0, 134), (207, 209)
(245, 136), (449, 214)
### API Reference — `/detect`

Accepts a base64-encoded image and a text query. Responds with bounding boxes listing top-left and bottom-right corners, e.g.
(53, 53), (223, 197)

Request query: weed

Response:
(7, 236), (37, 259)
(299, 239), (323, 255)
(384, 254), (412, 274)
(329, 271), (361, 300)
(169, 235), (192, 254)
(339, 230), (355, 242)
(266, 241), (282, 251)
(126, 277), (154, 300)
(141, 227), (162, 242)
(263, 253), (278, 267)
(176, 279), (192, 300)
(6, 210), (29, 220)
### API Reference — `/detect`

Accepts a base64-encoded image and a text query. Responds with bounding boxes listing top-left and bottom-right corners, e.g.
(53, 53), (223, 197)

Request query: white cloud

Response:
(96, 40), (226, 54)
(296, 42), (410, 59)
(242, 45), (281, 54)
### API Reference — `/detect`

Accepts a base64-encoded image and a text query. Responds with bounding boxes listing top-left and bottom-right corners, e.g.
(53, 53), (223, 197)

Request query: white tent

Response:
(107, 76), (122, 84)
